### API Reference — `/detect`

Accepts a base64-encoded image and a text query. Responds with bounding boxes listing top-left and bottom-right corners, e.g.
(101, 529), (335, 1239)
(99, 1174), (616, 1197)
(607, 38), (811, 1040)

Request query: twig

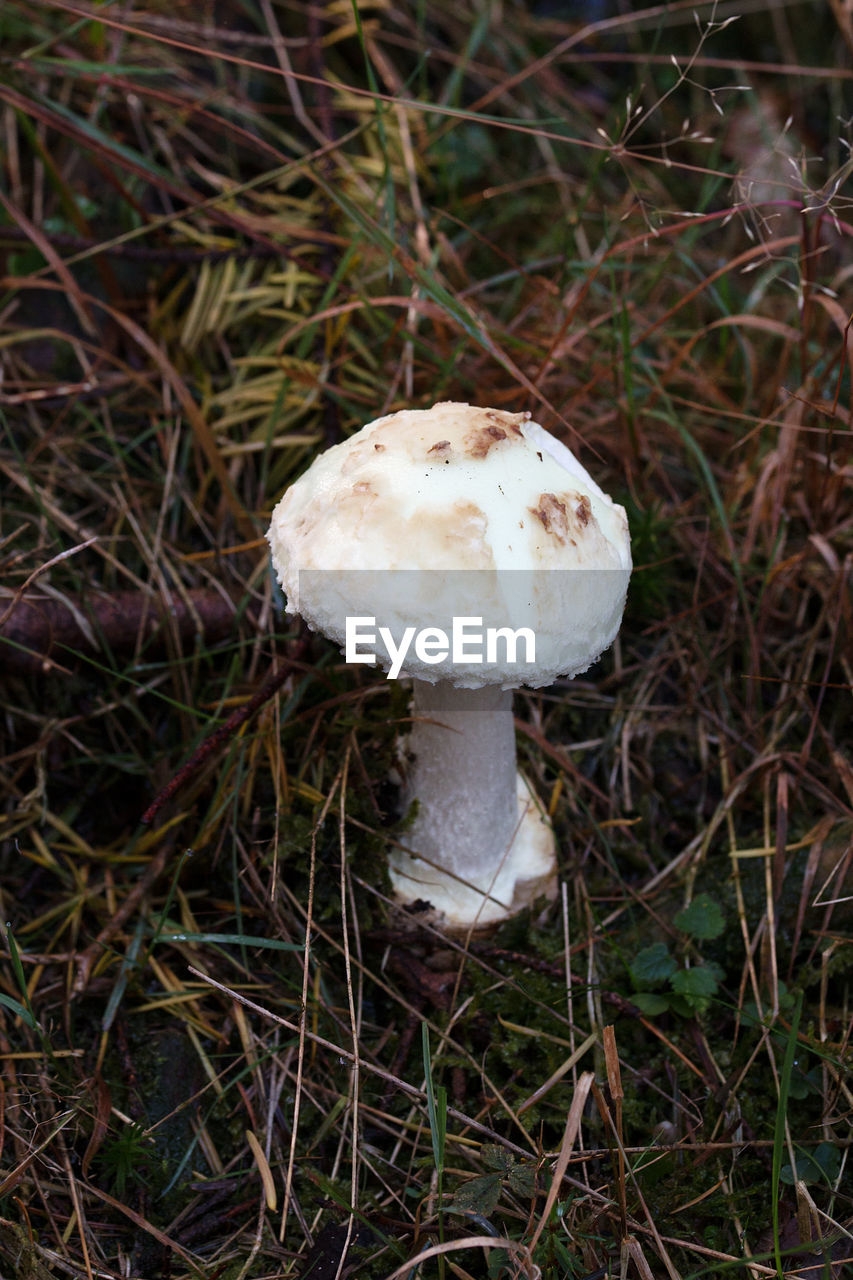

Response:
(0, 586), (239, 674)
(0, 539), (97, 632)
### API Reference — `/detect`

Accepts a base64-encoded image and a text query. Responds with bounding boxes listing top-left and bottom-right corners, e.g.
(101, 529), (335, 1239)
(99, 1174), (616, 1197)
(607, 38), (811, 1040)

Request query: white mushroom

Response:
(267, 402), (631, 929)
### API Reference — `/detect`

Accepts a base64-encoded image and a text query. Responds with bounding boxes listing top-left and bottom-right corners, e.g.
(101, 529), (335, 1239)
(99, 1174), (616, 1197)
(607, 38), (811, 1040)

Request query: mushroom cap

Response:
(267, 402), (631, 687)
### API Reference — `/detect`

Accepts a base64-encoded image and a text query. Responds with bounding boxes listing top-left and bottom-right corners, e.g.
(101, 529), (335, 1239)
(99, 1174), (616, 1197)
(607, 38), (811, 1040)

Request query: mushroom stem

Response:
(389, 680), (555, 926)
(407, 678), (518, 878)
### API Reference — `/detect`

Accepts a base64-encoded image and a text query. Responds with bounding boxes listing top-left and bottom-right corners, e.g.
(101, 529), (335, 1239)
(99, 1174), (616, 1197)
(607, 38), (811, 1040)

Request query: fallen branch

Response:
(0, 587), (240, 674)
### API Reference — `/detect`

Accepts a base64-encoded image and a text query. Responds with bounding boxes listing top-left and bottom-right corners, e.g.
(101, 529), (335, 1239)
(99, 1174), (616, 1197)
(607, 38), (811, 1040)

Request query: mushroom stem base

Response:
(389, 773), (556, 930)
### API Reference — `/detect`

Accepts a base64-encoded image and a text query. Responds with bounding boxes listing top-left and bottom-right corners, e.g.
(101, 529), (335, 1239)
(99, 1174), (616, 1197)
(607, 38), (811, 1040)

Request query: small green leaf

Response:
(674, 894), (725, 940)
(670, 966), (720, 999)
(632, 992), (671, 1016)
(668, 995), (697, 1018)
(451, 1172), (503, 1216)
(507, 1163), (538, 1197)
(813, 1142), (841, 1180)
(630, 943), (676, 987)
(669, 965), (721, 1013)
(480, 1144), (515, 1174)
(780, 1142), (841, 1186)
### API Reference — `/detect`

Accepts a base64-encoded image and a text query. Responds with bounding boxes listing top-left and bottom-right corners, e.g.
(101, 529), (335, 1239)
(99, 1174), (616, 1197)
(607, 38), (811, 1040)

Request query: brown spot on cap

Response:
(530, 493), (569, 542)
(486, 408), (525, 438)
(575, 495), (591, 526)
(428, 439), (451, 454)
(374, 442), (385, 451)
(465, 424), (507, 458)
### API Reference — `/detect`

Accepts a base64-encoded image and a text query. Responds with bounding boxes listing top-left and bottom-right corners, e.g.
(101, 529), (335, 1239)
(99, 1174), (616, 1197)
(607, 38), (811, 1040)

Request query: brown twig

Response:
(0, 587), (241, 675)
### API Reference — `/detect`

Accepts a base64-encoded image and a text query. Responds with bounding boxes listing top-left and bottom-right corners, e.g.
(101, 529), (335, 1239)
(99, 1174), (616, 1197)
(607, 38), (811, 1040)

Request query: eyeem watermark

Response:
(346, 615), (536, 680)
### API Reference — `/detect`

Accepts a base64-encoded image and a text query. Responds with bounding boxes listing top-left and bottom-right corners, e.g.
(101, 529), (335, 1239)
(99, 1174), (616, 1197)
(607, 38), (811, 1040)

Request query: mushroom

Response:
(267, 402), (631, 929)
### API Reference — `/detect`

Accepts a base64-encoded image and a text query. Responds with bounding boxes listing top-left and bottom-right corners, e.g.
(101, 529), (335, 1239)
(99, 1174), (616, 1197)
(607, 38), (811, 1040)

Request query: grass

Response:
(0, 0), (851, 1276)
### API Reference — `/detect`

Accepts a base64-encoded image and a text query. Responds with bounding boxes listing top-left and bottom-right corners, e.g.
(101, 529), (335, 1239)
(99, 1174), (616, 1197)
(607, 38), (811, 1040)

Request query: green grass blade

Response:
(772, 991), (803, 1278)
(421, 1021), (446, 1175)
(0, 991), (39, 1030)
